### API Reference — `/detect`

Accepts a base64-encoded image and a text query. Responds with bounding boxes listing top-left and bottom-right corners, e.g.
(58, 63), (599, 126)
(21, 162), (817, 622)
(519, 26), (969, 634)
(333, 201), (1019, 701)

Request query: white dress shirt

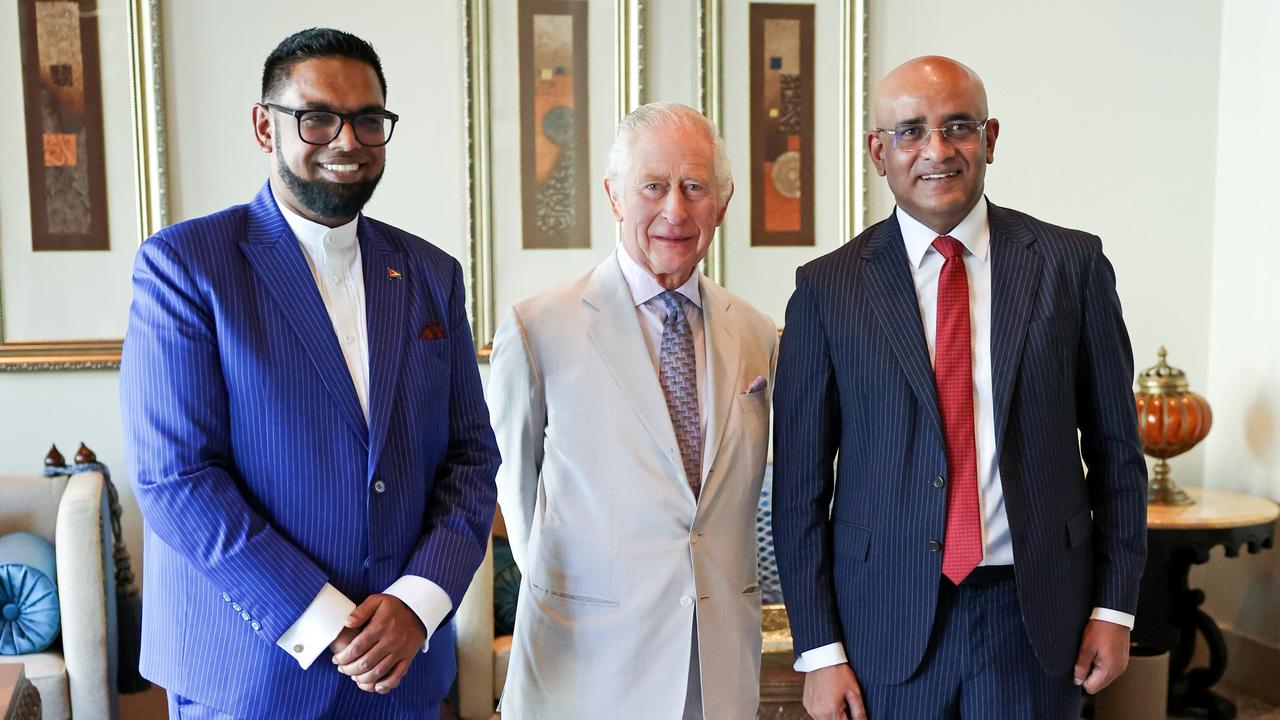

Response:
(616, 246), (707, 429)
(269, 190), (452, 670)
(795, 200), (1133, 673)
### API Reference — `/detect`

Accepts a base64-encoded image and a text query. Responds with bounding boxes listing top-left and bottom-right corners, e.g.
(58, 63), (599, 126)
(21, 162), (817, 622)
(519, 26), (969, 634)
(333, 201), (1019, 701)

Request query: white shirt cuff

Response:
(276, 583), (356, 669)
(1090, 607), (1135, 629)
(794, 642), (849, 672)
(384, 575), (453, 653)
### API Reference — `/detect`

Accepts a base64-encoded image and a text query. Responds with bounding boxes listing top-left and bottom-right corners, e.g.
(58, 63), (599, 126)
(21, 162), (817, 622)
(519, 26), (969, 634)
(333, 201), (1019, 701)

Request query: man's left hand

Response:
(332, 594), (427, 694)
(1073, 619), (1130, 694)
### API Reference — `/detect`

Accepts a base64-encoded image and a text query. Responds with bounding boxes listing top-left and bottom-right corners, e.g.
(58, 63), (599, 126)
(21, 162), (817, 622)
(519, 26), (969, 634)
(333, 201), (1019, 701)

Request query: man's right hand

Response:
(803, 663), (867, 720)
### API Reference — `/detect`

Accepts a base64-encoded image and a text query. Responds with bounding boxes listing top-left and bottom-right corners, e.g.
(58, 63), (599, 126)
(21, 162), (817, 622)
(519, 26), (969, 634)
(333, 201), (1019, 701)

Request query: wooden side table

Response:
(1132, 486), (1279, 720)
(0, 664), (41, 720)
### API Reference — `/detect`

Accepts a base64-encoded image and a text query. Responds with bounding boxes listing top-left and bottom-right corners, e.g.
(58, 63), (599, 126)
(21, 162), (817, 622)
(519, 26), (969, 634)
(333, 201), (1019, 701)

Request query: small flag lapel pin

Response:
(386, 267), (402, 280)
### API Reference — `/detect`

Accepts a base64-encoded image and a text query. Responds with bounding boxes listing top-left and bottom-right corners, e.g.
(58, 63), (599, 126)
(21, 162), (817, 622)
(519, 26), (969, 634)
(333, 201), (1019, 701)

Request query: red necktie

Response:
(932, 235), (982, 584)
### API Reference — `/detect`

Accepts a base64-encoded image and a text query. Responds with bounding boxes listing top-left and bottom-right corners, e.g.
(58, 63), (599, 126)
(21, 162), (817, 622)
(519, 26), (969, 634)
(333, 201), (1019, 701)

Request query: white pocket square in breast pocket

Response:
(742, 375), (767, 395)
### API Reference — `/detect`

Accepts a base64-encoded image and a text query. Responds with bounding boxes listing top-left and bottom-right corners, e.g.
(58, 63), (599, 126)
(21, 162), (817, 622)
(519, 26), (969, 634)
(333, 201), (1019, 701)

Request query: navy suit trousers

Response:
(862, 569), (1080, 720)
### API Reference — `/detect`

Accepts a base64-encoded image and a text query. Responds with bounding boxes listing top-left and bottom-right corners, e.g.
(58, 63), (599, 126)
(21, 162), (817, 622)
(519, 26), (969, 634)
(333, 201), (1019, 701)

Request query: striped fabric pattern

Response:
(121, 183), (500, 719)
(861, 575), (1081, 718)
(772, 201), (1148, 685)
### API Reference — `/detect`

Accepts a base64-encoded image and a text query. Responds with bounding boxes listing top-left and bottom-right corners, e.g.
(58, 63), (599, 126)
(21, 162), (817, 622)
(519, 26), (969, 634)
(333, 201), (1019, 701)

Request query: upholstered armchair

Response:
(455, 538), (500, 720)
(0, 468), (117, 720)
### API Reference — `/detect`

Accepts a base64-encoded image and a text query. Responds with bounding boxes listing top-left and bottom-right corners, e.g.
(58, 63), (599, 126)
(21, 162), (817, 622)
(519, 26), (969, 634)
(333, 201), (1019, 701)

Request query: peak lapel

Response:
(239, 184), (367, 445)
(862, 217), (943, 439)
(583, 254), (688, 490)
(988, 203), (1041, 457)
(697, 280), (741, 506)
(360, 219), (407, 478)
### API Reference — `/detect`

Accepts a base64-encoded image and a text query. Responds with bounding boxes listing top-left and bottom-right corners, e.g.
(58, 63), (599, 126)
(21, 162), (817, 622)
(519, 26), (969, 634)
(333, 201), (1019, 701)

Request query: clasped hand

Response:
(329, 594), (427, 694)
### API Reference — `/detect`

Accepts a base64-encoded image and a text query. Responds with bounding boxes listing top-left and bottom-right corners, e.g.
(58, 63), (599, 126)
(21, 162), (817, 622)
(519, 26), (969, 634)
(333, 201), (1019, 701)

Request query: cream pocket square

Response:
(742, 375), (768, 395)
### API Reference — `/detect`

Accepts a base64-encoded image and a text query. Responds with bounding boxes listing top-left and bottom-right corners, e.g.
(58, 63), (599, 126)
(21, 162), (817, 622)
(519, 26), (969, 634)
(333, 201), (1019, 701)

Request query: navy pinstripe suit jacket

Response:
(121, 183), (500, 718)
(772, 201), (1147, 684)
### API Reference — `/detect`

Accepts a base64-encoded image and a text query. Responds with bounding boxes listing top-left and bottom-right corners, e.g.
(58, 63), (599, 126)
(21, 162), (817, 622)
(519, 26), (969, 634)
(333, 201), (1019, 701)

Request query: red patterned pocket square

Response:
(419, 322), (446, 340)
(742, 375), (768, 395)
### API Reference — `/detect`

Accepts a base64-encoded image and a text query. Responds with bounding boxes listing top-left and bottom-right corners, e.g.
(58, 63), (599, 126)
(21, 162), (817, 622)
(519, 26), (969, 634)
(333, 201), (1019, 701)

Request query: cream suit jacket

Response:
(489, 252), (777, 719)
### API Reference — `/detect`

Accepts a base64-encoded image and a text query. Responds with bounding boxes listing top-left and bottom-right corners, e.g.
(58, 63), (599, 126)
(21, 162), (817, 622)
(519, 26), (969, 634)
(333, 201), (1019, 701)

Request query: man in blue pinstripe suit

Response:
(772, 56), (1148, 719)
(121, 29), (499, 719)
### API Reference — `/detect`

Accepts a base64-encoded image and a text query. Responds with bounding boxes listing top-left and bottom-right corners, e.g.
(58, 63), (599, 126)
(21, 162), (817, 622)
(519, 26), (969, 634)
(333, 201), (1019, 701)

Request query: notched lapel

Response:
(360, 218), (408, 478)
(239, 186), (367, 445)
(584, 255), (688, 491)
(862, 219), (942, 439)
(697, 280), (741, 505)
(989, 205), (1042, 457)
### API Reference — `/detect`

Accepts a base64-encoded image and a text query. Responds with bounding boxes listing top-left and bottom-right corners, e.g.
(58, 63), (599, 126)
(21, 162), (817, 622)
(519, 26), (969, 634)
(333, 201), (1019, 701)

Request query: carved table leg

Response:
(1165, 546), (1236, 720)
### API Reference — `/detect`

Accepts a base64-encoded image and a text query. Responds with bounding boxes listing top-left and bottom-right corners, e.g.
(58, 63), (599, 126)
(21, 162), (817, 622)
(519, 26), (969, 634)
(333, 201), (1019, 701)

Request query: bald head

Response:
(867, 55), (999, 235)
(874, 56), (988, 128)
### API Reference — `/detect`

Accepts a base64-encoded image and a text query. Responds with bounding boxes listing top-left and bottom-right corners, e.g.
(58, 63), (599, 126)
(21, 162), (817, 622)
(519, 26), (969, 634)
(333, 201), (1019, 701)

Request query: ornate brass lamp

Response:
(1134, 347), (1212, 506)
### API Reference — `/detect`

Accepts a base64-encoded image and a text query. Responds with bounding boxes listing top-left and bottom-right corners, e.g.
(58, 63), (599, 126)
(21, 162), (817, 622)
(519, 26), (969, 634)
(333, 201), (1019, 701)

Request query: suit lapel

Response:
(862, 215), (942, 439)
(360, 218), (407, 478)
(239, 184), (368, 445)
(988, 202), (1041, 457)
(696, 279), (742, 506)
(584, 253), (688, 490)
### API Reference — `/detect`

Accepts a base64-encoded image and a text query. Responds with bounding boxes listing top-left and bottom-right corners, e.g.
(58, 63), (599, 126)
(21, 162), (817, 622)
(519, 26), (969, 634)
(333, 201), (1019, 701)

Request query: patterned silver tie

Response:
(657, 290), (703, 498)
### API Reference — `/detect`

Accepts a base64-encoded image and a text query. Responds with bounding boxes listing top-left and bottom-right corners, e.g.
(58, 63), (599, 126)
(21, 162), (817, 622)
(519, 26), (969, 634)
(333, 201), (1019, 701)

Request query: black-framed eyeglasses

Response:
(264, 103), (399, 147)
(875, 119), (988, 152)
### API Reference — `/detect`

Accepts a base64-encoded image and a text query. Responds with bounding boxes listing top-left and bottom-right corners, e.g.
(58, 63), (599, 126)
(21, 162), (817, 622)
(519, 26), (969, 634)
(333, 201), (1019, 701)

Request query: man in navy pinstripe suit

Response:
(772, 56), (1148, 719)
(121, 29), (499, 719)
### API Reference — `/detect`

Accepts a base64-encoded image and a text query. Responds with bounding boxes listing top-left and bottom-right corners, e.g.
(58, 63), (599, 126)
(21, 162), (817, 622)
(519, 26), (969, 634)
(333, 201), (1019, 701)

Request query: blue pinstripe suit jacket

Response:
(772, 201), (1147, 684)
(120, 183), (500, 718)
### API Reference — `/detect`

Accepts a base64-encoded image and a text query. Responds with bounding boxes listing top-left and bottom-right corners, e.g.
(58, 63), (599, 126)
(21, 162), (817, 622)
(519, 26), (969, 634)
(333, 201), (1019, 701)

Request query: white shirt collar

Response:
(271, 186), (360, 258)
(615, 245), (702, 310)
(897, 198), (990, 268)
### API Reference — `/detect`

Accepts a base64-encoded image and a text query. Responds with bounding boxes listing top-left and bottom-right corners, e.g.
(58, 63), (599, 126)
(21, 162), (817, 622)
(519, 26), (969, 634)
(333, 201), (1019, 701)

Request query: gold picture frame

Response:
(463, 0), (645, 360)
(0, 0), (168, 371)
(696, 0), (867, 291)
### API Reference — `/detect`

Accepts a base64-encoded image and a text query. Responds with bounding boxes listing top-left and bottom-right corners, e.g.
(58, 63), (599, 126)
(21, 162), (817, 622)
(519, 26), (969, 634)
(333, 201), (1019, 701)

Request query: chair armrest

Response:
(54, 470), (117, 720)
(455, 535), (495, 719)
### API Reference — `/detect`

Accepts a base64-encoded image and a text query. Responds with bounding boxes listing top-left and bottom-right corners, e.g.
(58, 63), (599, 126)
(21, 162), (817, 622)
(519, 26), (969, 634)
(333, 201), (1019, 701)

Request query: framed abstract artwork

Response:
(518, 0), (592, 250)
(18, 0), (110, 253)
(696, 0), (866, 322)
(463, 0), (645, 357)
(0, 0), (168, 370)
(748, 3), (814, 247)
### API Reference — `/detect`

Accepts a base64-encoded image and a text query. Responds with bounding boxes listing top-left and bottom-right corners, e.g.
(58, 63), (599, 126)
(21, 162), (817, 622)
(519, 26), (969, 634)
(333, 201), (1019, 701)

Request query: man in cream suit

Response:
(489, 102), (777, 719)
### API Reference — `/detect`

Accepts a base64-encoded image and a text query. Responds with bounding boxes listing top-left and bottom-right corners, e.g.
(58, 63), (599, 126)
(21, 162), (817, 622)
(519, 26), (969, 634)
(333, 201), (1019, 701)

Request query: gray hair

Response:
(605, 102), (733, 205)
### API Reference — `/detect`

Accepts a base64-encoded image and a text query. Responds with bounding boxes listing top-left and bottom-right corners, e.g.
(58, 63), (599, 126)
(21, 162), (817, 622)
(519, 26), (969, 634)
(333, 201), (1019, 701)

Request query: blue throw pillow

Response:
(0, 532), (60, 655)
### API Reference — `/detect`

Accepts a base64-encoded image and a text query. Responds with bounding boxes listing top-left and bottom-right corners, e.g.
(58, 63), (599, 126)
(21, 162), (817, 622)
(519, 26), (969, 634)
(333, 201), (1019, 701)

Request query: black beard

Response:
(276, 149), (384, 223)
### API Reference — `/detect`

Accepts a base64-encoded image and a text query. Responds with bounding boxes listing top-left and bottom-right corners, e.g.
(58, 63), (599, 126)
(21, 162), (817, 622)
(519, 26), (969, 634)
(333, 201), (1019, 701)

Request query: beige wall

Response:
(2, 0), (1278, 713)
(867, 0), (1224, 487)
(1195, 0), (1280, 653)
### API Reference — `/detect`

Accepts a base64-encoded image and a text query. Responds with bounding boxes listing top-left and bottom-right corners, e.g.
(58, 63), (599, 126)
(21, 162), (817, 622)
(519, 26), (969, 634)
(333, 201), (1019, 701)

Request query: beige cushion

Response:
(492, 635), (512, 700)
(0, 476), (66, 542)
(0, 654), (69, 720)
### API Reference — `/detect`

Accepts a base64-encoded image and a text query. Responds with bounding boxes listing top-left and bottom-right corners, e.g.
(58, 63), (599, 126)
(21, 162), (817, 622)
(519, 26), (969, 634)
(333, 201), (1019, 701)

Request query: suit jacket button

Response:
(928, 540), (942, 552)
(933, 475), (946, 488)
(680, 595), (694, 607)
(373, 480), (386, 494)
